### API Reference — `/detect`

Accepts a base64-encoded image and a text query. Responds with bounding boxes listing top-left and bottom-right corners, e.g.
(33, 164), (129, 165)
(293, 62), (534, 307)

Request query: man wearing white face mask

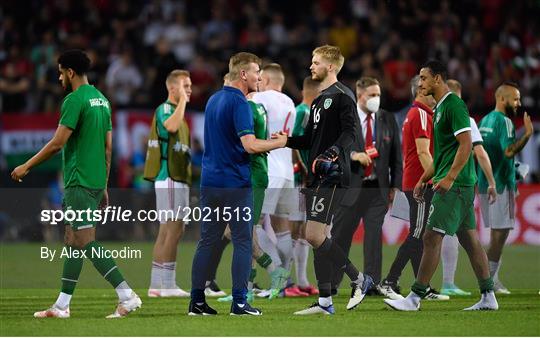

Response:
(331, 77), (402, 294)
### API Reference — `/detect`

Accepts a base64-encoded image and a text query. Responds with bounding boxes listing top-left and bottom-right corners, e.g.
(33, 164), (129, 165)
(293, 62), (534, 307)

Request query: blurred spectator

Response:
(383, 46), (417, 111)
(105, 49), (143, 108)
(164, 12), (197, 65)
(148, 38), (182, 107)
(448, 46), (482, 110)
(328, 17), (357, 59)
(267, 14), (288, 56)
(0, 46), (32, 112)
(199, 7), (233, 56)
(0, 0), (538, 115)
(187, 55), (217, 110)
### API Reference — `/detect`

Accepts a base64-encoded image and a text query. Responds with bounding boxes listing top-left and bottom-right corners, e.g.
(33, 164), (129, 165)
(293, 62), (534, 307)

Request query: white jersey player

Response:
(252, 63), (297, 283)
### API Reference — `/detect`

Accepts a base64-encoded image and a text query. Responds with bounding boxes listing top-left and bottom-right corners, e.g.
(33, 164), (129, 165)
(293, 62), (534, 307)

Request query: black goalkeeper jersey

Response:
(287, 81), (360, 188)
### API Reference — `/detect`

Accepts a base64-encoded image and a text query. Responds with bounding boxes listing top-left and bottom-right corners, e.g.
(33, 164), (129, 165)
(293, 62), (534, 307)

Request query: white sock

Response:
(115, 281), (133, 301)
(276, 231), (293, 271)
(441, 235), (459, 285)
(150, 261), (163, 289)
(319, 296), (332, 307)
(162, 262), (177, 289)
(256, 226), (282, 267)
(54, 292), (72, 310)
(294, 239), (310, 287)
(489, 260), (501, 281)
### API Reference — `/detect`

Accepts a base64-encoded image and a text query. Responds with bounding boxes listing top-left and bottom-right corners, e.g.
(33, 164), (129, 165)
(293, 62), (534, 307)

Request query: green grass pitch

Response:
(1, 242), (539, 336)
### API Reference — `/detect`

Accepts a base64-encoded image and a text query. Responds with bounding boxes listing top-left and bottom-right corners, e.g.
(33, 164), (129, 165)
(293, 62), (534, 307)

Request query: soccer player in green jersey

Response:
(478, 82), (534, 294)
(11, 50), (141, 318)
(439, 79), (497, 296)
(384, 60), (498, 311)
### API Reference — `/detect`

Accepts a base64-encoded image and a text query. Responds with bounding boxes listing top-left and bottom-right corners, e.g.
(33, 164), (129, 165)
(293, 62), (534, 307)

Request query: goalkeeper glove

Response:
(312, 146), (340, 177)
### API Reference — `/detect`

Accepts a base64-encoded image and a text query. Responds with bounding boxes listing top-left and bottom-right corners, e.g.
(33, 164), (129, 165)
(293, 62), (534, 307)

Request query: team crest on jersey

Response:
(324, 98), (332, 109)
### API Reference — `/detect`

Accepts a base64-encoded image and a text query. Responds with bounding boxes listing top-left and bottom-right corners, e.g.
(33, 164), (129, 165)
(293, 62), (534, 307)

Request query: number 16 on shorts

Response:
(304, 185), (339, 225)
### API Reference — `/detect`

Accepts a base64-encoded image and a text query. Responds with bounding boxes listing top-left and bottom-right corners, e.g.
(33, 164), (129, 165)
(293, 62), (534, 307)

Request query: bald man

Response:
(478, 82), (534, 294)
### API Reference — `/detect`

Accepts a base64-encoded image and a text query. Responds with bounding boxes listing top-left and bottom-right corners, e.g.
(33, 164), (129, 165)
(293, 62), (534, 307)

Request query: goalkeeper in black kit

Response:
(282, 45), (373, 315)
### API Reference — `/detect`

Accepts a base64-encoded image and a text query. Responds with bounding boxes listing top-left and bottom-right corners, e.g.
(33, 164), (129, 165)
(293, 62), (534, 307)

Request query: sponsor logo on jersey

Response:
(324, 98), (332, 109)
(89, 98), (109, 108)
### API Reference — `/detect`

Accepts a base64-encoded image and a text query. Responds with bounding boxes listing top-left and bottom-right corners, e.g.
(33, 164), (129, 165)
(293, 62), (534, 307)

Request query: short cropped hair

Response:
(262, 63), (285, 85)
(228, 52), (261, 81)
(411, 75), (420, 98)
(495, 81), (520, 98)
(446, 79), (462, 94)
(302, 76), (319, 91)
(313, 45), (345, 74)
(166, 69), (190, 86)
(356, 77), (380, 91)
(58, 50), (91, 75)
(223, 72), (232, 85)
(422, 60), (448, 81)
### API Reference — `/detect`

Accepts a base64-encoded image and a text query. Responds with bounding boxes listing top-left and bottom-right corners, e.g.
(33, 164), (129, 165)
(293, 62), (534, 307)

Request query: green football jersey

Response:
(432, 92), (476, 187)
(293, 102), (311, 165)
(59, 84), (112, 189)
(155, 100), (176, 181)
(478, 110), (516, 193)
(248, 100), (268, 187)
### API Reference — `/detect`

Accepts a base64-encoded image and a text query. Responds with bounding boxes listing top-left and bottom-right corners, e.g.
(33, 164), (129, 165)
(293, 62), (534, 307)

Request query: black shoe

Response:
(424, 286), (450, 301)
(381, 278), (402, 295)
(188, 301), (218, 315)
(230, 302), (262, 316)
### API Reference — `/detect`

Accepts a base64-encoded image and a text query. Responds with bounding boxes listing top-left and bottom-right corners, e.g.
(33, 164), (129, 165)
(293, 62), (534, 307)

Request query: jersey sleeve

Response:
(59, 94), (83, 130)
(234, 99), (254, 137)
(450, 99), (471, 137)
(469, 117), (483, 145)
(409, 107), (431, 139)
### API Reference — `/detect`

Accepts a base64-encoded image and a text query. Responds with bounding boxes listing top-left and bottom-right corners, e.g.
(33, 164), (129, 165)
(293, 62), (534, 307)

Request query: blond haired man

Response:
(285, 45), (373, 315)
(144, 70), (192, 298)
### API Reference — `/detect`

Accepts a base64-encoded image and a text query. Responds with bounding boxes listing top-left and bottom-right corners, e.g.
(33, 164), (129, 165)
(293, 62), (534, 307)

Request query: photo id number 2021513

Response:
(181, 207), (252, 222)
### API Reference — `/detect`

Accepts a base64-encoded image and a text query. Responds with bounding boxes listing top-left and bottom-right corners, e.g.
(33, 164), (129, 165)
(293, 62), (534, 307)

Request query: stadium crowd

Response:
(1, 0), (539, 114)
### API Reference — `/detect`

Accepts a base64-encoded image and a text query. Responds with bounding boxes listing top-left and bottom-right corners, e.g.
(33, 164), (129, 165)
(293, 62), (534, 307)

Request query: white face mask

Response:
(366, 96), (380, 113)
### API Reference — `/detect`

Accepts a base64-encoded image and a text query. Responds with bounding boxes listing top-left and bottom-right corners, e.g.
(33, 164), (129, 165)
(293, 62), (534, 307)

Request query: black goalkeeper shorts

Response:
(302, 180), (344, 225)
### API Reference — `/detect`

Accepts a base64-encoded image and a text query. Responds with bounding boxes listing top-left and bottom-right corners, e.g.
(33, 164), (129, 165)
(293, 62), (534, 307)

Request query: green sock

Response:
(60, 246), (84, 295)
(84, 241), (125, 288)
(256, 253), (272, 269)
(478, 277), (494, 293)
(411, 281), (429, 298)
(249, 268), (257, 282)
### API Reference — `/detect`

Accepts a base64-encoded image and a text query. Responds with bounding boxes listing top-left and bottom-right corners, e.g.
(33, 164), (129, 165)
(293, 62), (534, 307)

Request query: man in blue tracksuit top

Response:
(189, 52), (287, 316)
